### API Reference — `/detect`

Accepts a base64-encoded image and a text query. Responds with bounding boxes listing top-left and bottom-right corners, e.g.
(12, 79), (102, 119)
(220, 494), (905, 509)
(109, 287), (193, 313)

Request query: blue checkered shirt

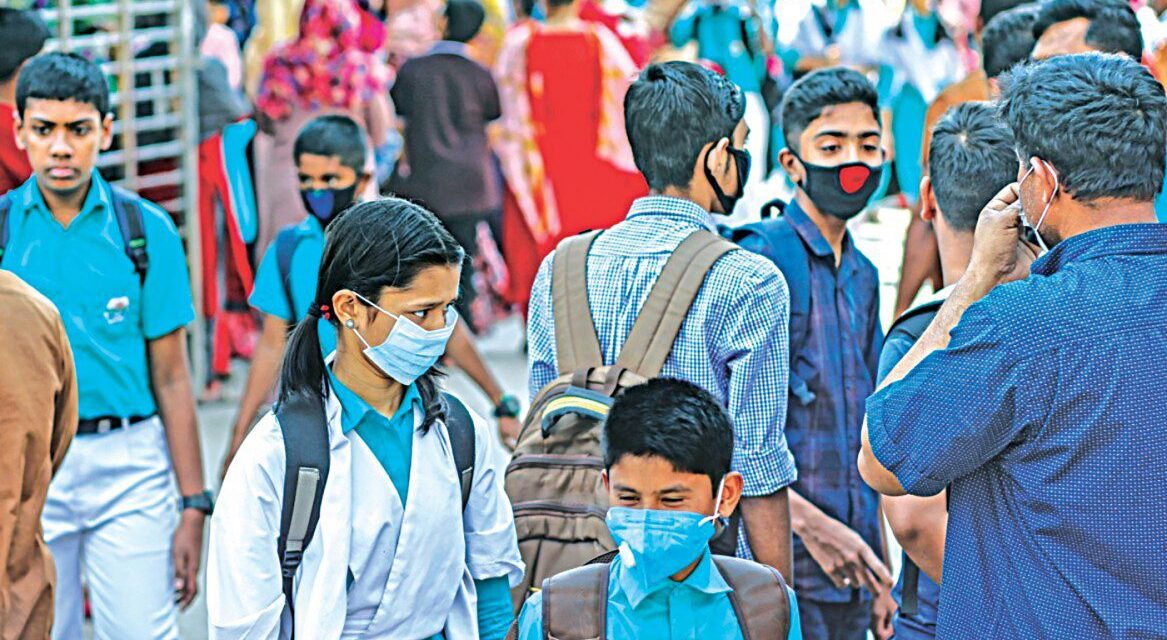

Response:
(527, 196), (798, 559)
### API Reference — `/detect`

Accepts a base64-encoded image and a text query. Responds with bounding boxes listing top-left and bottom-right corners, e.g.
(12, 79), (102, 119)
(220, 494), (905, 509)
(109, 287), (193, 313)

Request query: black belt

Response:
(77, 414), (153, 435)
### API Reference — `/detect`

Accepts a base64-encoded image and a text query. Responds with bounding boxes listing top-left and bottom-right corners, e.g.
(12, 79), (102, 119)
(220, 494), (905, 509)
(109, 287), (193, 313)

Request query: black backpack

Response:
(882, 297), (943, 616)
(0, 186), (149, 283)
(275, 389), (477, 637)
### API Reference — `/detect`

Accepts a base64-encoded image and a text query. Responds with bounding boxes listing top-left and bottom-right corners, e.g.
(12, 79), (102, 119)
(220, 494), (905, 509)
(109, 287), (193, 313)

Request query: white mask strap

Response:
(700, 475), (729, 526)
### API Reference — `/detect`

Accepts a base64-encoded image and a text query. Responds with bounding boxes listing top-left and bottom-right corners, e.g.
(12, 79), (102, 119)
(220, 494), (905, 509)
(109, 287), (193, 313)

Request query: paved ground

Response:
(89, 206), (918, 638)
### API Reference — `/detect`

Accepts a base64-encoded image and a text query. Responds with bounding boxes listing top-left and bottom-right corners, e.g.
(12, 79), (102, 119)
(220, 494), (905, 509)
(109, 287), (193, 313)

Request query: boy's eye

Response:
(34, 125), (50, 136)
(410, 309), (427, 320)
(661, 498), (683, 506)
(72, 125), (90, 136)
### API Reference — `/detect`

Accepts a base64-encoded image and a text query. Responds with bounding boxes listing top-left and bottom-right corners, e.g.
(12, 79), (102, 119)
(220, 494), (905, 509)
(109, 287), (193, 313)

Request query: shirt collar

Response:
(23, 169), (109, 223)
(783, 198), (854, 261)
(298, 214), (326, 238)
(626, 196), (719, 233)
(612, 548), (732, 609)
(326, 366), (421, 434)
(1030, 223), (1167, 277)
(429, 40), (470, 58)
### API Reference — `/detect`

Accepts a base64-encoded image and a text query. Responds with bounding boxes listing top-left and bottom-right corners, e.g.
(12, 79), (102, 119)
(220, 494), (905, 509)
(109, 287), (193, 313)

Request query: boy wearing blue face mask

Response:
(732, 66), (893, 640)
(510, 378), (802, 640)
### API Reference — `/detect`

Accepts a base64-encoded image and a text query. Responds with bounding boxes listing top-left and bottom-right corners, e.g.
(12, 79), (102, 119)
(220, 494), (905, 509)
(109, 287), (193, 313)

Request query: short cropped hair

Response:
(16, 52), (110, 118)
(1033, 0), (1143, 59)
(624, 61), (745, 192)
(982, 4), (1039, 79)
(603, 378), (734, 493)
(0, 9), (49, 84)
(780, 67), (880, 153)
(293, 115), (368, 174)
(444, 0), (485, 43)
(999, 53), (1167, 203)
(980, 0), (1029, 25)
(929, 102), (1017, 231)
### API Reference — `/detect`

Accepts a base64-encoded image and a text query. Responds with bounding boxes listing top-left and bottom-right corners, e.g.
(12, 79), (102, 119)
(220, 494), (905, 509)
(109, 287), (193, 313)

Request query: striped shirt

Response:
(526, 195), (798, 558)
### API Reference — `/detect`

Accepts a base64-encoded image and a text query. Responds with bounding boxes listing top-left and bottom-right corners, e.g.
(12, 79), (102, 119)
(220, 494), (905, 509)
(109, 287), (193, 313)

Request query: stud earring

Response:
(345, 319), (355, 328)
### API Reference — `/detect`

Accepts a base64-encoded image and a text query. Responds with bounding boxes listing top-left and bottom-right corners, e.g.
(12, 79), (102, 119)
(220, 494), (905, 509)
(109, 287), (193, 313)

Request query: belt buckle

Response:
(96, 417), (114, 434)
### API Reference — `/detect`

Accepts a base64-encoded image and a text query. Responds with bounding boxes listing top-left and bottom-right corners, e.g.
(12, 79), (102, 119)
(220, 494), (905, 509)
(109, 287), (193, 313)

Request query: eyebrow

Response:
(31, 118), (96, 127)
(814, 129), (882, 140)
(658, 485), (693, 495)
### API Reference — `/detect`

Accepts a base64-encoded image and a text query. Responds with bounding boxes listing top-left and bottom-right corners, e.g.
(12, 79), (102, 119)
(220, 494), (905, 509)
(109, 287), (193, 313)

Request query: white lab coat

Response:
(882, 12), (962, 105)
(775, 0), (893, 70)
(207, 388), (524, 639)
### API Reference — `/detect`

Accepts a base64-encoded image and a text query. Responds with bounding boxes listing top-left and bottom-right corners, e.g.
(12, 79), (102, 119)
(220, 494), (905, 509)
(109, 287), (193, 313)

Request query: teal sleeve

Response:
(475, 577), (516, 640)
(786, 586), (802, 639)
(249, 242), (293, 321)
(670, 5), (698, 48)
(514, 591), (545, 640)
(876, 63), (896, 108)
(139, 202), (195, 340)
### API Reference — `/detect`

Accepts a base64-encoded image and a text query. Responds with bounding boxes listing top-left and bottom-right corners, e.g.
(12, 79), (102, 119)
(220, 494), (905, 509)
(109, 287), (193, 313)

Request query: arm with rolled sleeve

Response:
(462, 411), (525, 639)
(864, 302), (1048, 496)
(526, 254), (558, 402)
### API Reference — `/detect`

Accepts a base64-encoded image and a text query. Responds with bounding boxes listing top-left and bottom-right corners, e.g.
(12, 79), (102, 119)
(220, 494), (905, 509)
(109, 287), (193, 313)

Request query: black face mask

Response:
(795, 156), (883, 220)
(299, 184), (357, 228)
(704, 146), (752, 215)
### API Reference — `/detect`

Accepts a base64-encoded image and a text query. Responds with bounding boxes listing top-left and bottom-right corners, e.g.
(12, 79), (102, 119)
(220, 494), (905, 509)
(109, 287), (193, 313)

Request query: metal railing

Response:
(23, 0), (207, 386)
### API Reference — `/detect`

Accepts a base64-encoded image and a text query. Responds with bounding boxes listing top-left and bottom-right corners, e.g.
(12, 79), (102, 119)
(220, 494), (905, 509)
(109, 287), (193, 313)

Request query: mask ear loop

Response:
(699, 475), (730, 527)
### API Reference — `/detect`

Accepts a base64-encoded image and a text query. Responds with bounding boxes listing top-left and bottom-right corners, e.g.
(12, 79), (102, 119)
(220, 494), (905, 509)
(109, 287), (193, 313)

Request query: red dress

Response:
(502, 31), (647, 312)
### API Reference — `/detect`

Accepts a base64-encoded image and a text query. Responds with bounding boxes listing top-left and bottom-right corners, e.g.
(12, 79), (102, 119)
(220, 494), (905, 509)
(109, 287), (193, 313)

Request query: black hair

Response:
(16, 52), (110, 118)
(780, 67), (881, 153)
(278, 198), (465, 429)
(293, 114), (368, 174)
(603, 378), (733, 493)
(547, 0), (575, 9)
(445, 0), (486, 43)
(0, 9), (48, 84)
(1033, 0), (1143, 59)
(982, 4), (1039, 78)
(980, 0), (1029, 24)
(928, 102), (1017, 231)
(624, 62), (745, 192)
(999, 52), (1167, 203)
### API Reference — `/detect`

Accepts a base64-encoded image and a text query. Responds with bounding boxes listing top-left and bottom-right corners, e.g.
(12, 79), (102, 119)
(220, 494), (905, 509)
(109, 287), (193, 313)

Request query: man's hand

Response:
(498, 416), (521, 449)
(173, 510), (205, 609)
(967, 184), (1040, 288)
(871, 587), (898, 640)
(799, 508), (893, 594)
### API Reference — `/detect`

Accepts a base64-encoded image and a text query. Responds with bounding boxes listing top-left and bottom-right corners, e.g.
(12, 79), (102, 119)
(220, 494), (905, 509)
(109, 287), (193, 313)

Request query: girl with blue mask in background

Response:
(209, 198), (523, 640)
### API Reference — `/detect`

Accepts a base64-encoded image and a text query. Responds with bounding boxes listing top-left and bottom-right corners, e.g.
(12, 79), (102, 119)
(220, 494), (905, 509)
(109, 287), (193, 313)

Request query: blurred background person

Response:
(0, 8), (48, 196)
(252, 0), (393, 254)
(493, 0), (647, 313)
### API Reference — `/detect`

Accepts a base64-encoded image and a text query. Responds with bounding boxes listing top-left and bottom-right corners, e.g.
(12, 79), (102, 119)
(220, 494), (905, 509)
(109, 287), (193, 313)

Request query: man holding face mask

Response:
(733, 66), (893, 640)
(859, 52), (1167, 637)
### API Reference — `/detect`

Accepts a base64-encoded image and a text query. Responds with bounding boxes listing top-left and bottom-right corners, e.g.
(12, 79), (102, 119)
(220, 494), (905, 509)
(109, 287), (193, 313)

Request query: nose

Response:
(49, 130), (72, 157)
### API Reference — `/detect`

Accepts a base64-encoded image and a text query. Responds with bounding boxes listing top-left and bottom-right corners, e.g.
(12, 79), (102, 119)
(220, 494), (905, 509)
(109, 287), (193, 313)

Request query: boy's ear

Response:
(718, 472), (744, 518)
(356, 172), (372, 196)
(601, 469), (611, 493)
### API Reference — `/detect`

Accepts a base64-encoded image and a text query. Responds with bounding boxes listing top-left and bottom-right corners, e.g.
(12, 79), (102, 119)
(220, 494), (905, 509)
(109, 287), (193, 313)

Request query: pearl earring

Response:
(345, 319), (355, 328)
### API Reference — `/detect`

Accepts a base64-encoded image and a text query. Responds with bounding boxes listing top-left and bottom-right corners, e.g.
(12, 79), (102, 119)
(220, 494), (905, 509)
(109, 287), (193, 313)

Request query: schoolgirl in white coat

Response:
(207, 198), (524, 639)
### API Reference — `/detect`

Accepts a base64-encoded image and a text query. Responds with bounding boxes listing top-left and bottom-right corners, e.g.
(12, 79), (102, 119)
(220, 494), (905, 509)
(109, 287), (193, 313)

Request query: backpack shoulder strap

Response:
(276, 391), (331, 637)
(275, 226), (306, 321)
(541, 563), (609, 640)
(0, 194), (11, 266)
(551, 231), (604, 375)
(887, 298), (944, 345)
(441, 392), (476, 511)
(109, 186), (149, 286)
(615, 230), (735, 378)
(712, 555), (791, 640)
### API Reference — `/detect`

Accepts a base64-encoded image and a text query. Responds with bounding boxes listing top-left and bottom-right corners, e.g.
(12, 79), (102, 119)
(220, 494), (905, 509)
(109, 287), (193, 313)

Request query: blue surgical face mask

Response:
(348, 291), (458, 385)
(605, 476), (727, 590)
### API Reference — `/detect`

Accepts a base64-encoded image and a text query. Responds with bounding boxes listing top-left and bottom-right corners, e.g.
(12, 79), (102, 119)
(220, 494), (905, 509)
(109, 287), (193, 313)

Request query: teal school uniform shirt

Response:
(515, 549), (803, 639)
(249, 215), (336, 356)
(0, 171), (194, 419)
(325, 370), (514, 640)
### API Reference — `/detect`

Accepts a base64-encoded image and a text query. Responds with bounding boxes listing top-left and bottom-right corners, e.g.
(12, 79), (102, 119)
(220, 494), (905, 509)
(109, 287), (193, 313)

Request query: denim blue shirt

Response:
(527, 196), (798, 559)
(0, 171), (194, 419)
(514, 549), (803, 639)
(867, 224), (1167, 637)
(249, 216), (336, 356)
(737, 200), (883, 603)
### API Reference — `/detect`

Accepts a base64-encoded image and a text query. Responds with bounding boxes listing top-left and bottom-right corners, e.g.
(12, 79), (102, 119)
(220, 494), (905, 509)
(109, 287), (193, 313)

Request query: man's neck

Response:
(669, 555), (703, 582)
(657, 187), (713, 214)
(795, 190), (848, 264)
(937, 231), (973, 288)
(1056, 198), (1159, 242)
(40, 177), (92, 229)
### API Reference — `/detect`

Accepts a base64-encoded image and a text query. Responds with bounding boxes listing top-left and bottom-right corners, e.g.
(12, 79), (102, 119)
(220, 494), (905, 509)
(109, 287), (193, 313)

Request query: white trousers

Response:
(43, 417), (179, 640)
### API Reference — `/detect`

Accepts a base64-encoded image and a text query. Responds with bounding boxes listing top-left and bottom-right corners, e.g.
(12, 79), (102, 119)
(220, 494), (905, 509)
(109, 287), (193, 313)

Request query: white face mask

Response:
(1018, 163), (1059, 254)
(347, 291), (458, 385)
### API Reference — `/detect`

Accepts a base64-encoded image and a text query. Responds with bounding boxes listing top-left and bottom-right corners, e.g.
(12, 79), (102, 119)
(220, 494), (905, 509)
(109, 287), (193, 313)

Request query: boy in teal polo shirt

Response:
(0, 52), (209, 639)
(221, 115), (522, 476)
(512, 378), (802, 639)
